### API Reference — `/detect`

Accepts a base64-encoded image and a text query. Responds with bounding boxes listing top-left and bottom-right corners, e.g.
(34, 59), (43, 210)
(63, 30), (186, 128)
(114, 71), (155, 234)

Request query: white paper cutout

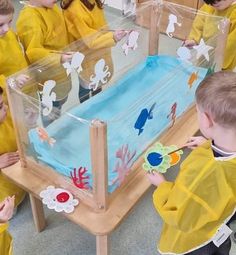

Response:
(166, 14), (182, 38)
(39, 80), (56, 116)
(121, 30), (139, 56)
(122, 0), (136, 15)
(193, 38), (213, 61)
(89, 58), (111, 91)
(63, 51), (85, 76)
(40, 186), (79, 213)
(36, 127), (56, 147)
(176, 46), (192, 63)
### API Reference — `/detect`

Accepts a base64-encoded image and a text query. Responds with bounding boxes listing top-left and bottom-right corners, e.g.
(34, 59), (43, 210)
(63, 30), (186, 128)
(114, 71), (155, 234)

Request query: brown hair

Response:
(61, 0), (104, 10)
(0, 86), (3, 95)
(196, 71), (236, 128)
(0, 0), (14, 15)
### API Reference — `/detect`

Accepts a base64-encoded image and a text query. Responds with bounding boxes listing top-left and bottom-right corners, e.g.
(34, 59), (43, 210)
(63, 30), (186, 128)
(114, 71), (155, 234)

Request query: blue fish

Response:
(134, 103), (156, 135)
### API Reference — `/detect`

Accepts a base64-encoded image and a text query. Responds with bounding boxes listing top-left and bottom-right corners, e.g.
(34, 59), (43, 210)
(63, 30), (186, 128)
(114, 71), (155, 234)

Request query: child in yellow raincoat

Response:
(147, 71), (236, 255)
(16, 0), (73, 126)
(60, 0), (127, 102)
(0, 85), (22, 254)
(184, 0), (236, 70)
(0, 195), (15, 255)
(0, 0), (26, 210)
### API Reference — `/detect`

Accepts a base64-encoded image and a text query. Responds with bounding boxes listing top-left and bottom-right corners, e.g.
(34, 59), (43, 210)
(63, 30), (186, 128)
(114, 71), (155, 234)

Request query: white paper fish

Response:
(122, 30), (139, 56)
(39, 80), (57, 116)
(63, 51), (85, 76)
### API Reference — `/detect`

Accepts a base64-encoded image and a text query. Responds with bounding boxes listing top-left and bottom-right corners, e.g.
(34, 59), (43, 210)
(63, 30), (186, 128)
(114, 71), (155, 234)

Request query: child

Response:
(184, 0), (236, 70)
(0, 195), (15, 255)
(60, 0), (127, 102)
(0, 0), (26, 208)
(16, 0), (73, 125)
(147, 71), (236, 255)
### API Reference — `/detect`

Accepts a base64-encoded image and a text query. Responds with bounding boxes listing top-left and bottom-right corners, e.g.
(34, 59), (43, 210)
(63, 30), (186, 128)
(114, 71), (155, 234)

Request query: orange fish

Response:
(36, 127), (56, 147)
(188, 71), (198, 89)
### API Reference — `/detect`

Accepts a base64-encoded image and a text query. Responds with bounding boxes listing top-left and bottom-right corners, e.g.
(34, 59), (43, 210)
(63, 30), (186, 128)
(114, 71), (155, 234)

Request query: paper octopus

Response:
(40, 186), (79, 213)
(89, 58), (111, 91)
(143, 142), (183, 173)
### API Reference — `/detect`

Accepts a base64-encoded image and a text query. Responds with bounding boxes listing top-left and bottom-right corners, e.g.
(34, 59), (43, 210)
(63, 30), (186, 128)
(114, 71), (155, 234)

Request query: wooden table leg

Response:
(96, 234), (109, 255)
(29, 194), (46, 232)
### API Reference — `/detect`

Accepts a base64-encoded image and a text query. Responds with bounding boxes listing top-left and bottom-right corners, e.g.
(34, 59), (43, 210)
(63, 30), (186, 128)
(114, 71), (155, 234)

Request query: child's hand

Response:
(15, 74), (30, 89)
(146, 171), (166, 186)
(113, 30), (128, 42)
(184, 136), (207, 149)
(0, 196), (15, 223)
(0, 152), (20, 169)
(60, 52), (74, 64)
(183, 39), (196, 48)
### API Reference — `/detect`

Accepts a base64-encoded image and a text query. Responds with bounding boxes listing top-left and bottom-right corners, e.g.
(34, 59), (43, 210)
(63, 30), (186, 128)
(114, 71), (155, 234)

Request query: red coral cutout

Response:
(70, 167), (90, 190)
(111, 144), (136, 186)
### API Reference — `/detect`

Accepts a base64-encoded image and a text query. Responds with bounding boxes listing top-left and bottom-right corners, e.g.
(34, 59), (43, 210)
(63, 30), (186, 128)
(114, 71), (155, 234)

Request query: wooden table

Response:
(2, 106), (198, 255)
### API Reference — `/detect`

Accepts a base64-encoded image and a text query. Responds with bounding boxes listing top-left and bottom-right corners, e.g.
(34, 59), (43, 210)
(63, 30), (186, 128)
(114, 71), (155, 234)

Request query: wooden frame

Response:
(4, 1), (229, 254)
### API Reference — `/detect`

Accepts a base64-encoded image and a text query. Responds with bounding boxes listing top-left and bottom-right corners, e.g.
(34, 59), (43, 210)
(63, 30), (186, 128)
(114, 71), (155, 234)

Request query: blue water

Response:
(29, 55), (207, 192)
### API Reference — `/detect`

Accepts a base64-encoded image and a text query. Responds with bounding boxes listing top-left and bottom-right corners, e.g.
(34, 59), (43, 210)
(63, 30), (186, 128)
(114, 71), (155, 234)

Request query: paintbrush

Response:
(101, 28), (131, 32)
(50, 50), (72, 55)
(161, 145), (186, 158)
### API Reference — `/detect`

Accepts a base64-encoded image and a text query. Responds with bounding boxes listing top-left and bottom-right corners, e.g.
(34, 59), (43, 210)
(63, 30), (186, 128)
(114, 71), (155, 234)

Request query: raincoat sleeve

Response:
(0, 223), (12, 255)
(223, 10), (236, 69)
(66, 13), (115, 49)
(0, 75), (6, 89)
(16, 14), (60, 64)
(153, 181), (219, 233)
(188, 4), (211, 43)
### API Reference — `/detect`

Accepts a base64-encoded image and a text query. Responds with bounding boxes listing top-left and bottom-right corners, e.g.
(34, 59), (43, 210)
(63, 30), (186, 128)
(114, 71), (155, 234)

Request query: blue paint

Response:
(134, 103), (156, 135)
(147, 152), (163, 166)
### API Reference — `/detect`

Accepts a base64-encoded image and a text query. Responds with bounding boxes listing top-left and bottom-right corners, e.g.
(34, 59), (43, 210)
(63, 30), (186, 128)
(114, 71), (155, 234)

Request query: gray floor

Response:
(9, 1), (236, 255)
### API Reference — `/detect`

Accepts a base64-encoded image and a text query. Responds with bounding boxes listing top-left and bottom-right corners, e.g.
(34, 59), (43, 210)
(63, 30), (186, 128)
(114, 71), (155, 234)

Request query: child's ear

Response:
(203, 111), (214, 128)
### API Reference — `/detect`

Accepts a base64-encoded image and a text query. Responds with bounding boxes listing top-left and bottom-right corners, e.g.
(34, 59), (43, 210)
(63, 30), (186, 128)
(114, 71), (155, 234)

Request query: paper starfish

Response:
(193, 39), (213, 62)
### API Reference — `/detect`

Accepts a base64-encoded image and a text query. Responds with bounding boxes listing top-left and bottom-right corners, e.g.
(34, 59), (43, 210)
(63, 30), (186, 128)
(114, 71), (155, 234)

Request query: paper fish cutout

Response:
(167, 102), (177, 128)
(143, 143), (183, 173)
(70, 167), (90, 190)
(193, 38), (213, 61)
(166, 14), (182, 38)
(36, 127), (56, 147)
(134, 103), (156, 135)
(122, 30), (139, 56)
(177, 46), (192, 63)
(89, 59), (111, 91)
(40, 186), (79, 213)
(63, 51), (85, 76)
(122, 0), (136, 15)
(188, 71), (198, 89)
(111, 144), (136, 186)
(39, 80), (56, 116)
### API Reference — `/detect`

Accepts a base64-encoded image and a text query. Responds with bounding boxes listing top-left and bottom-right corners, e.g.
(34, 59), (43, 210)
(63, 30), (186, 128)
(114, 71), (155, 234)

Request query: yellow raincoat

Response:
(62, 0), (115, 83)
(0, 223), (12, 255)
(16, 4), (71, 100)
(188, 3), (236, 70)
(0, 29), (26, 207)
(0, 30), (27, 254)
(153, 141), (236, 254)
(0, 30), (28, 98)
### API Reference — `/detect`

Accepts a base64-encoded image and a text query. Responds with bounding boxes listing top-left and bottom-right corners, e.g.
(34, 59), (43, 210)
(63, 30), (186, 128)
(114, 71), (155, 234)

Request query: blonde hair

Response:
(0, 0), (14, 15)
(196, 71), (236, 128)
